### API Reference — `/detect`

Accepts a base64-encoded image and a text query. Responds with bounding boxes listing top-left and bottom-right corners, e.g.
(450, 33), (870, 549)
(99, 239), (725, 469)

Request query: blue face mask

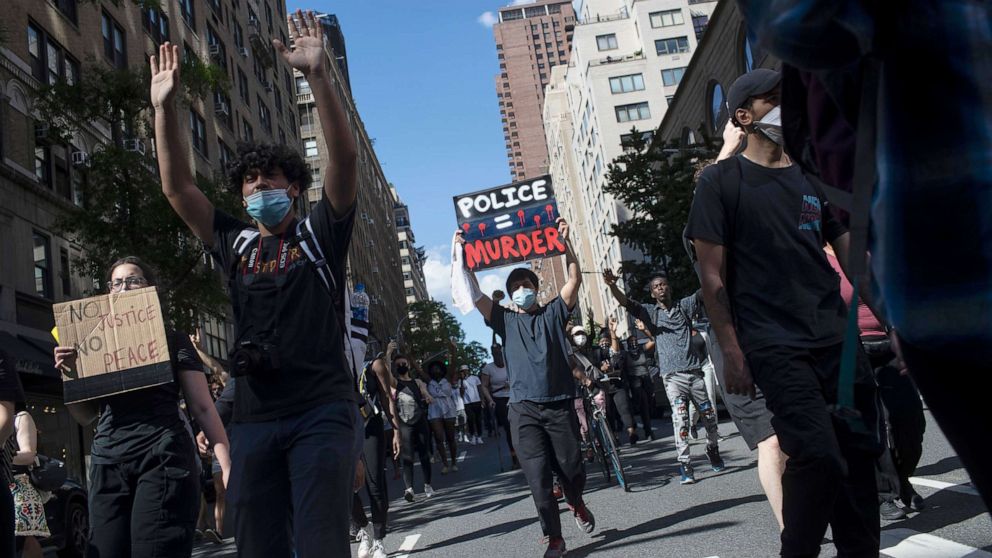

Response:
(245, 189), (293, 228)
(512, 288), (537, 309)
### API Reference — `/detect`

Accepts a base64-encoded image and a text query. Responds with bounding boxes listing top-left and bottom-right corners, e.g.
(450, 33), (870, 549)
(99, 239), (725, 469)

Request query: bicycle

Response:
(582, 383), (630, 491)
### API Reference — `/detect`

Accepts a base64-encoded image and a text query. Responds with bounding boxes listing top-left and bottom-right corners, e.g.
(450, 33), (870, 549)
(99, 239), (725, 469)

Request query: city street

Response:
(190, 409), (991, 558)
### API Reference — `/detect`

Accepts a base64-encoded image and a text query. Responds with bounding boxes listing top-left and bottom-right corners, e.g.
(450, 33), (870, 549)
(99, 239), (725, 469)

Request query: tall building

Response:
(294, 14), (406, 348)
(1, 0), (299, 487)
(391, 186), (429, 306)
(544, 0), (717, 333)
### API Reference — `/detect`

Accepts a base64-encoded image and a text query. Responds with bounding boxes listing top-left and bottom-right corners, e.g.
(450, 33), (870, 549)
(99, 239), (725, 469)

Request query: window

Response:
(218, 139), (234, 169)
(60, 248), (71, 297)
(525, 6), (545, 17)
(596, 34), (618, 51)
(143, 8), (171, 45)
(233, 23), (245, 50)
(649, 9), (684, 28)
(709, 81), (727, 133)
(28, 23), (79, 85)
(238, 69), (250, 105)
(609, 74), (644, 94)
(178, 0), (195, 30)
(655, 36), (690, 55)
(264, 3), (273, 32)
(620, 131), (654, 150)
(34, 145), (51, 187)
(257, 96), (271, 134)
(692, 14), (709, 40)
(242, 118), (254, 142)
(661, 67), (687, 87)
(201, 316), (230, 360)
(206, 25), (227, 73)
(53, 0), (78, 25)
(33, 232), (52, 299)
(615, 102), (650, 122)
(304, 139), (318, 158)
(214, 89), (233, 129)
(665, 94), (675, 104)
(101, 11), (126, 68)
(189, 110), (207, 157)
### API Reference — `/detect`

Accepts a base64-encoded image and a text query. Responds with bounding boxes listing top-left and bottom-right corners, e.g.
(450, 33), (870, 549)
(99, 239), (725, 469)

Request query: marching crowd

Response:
(1, 3), (991, 558)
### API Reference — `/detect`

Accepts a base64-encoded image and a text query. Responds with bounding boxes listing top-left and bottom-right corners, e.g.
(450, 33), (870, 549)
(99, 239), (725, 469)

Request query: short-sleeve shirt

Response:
(622, 347), (653, 378)
(90, 330), (204, 464)
(462, 375), (482, 404)
(211, 198), (358, 422)
(0, 350), (26, 485)
(685, 156), (848, 354)
(480, 363), (510, 398)
(626, 294), (705, 376)
(488, 296), (575, 404)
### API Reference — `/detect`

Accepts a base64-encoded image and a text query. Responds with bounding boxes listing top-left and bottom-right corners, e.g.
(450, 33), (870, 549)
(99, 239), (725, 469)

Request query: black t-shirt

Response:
(90, 331), (204, 464)
(685, 156), (848, 353)
(212, 198), (357, 422)
(489, 297), (575, 404)
(622, 347), (652, 377)
(0, 350), (26, 485)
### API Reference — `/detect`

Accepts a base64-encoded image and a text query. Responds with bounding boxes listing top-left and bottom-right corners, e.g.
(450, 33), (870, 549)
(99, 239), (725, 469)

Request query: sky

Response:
(285, 0), (546, 352)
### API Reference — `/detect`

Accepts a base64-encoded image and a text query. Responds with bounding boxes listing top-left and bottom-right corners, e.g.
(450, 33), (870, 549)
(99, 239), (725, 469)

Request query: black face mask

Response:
(396, 364), (410, 375)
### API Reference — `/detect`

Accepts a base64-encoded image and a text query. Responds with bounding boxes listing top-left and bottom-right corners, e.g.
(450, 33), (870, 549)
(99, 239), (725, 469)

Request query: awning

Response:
(0, 331), (60, 378)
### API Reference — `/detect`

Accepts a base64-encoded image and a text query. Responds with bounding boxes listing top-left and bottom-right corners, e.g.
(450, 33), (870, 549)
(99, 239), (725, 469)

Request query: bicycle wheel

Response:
(599, 421), (629, 491)
(590, 419), (611, 483)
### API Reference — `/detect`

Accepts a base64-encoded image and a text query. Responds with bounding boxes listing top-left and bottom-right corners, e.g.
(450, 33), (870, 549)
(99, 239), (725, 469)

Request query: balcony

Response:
(588, 52), (646, 69)
(576, 10), (629, 25)
(297, 92), (313, 104)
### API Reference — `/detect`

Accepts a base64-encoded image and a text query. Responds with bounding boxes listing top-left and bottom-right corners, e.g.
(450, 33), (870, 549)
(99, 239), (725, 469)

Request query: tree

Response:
(33, 56), (237, 331)
(602, 127), (720, 300)
(401, 301), (485, 371)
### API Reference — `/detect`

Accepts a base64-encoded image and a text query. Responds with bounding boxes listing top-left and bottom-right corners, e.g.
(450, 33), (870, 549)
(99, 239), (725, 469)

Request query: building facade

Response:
(295, 15), (406, 348)
(543, 0), (716, 333)
(1, 0), (299, 484)
(391, 186), (429, 307)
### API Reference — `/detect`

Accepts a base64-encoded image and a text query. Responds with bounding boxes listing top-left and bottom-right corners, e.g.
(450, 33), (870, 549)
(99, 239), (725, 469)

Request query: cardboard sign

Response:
(52, 287), (173, 403)
(453, 175), (565, 271)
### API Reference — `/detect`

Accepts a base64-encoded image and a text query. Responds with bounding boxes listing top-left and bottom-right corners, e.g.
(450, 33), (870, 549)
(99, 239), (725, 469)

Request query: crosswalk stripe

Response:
(881, 528), (992, 557)
(458, 450), (467, 463)
(394, 533), (422, 558)
(910, 477), (980, 496)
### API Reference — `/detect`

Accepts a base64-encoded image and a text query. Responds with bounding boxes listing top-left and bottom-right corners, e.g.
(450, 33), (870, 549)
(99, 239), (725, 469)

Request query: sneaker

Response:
(902, 489), (926, 512)
(452, 464), (459, 472)
(544, 536), (567, 558)
(194, 529), (204, 540)
(880, 500), (907, 521)
(404, 488), (415, 503)
(356, 525), (372, 558)
(441, 465), (449, 474)
(552, 482), (563, 500)
(570, 501), (595, 533)
(679, 463), (696, 484)
(204, 528), (224, 544)
(475, 435), (484, 445)
(370, 539), (388, 558)
(706, 445), (725, 472)
(424, 484), (434, 498)
(629, 431), (639, 447)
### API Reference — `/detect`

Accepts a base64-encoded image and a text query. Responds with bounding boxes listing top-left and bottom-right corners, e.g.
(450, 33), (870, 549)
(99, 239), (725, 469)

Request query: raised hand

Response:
(608, 316), (618, 332)
(150, 42), (181, 110)
(275, 10), (327, 77)
(634, 319), (647, 332)
(556, 217), (570, 242)
(603, 269), (619, 286)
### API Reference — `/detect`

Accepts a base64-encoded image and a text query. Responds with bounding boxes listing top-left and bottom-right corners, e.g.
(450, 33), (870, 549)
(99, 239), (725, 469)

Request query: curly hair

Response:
(107, 256), (158, 289)
(226, 142), (312, 194)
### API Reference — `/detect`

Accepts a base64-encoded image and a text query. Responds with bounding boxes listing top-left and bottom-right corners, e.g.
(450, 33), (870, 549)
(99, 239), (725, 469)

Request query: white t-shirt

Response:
(481, 362), (510, 398)
(462, 375), (482, 404)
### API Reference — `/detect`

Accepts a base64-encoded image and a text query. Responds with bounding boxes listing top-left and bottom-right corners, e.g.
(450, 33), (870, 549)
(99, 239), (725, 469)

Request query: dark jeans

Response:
(628, 374), (654, 437)
(605, 386), (634, 434)
(872, 359), (926, 503)
(465, 402), (484, 438)
(87, 432), (200, 558)
(494, 397), (514, 454)
(509, 399), (586, 538)
(749, 343), (880, 558)
(900, 337), (992, 513)
(1, 480), (14, 558)
(397, 416), (432, 490)
(228, 400), (362, 558)
(352, 415), (389, 540)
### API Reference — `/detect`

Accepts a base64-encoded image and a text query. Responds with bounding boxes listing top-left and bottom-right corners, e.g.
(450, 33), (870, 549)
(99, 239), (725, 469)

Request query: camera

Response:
(230, 335), (281, 377)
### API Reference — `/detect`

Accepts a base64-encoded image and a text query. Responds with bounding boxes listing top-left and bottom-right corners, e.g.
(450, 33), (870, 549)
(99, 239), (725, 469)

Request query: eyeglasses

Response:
(107, 276), (148, 291)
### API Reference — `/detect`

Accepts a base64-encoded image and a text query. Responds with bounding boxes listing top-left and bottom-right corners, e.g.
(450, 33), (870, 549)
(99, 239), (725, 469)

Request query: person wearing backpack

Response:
(686, 68), (881, 557)
(149, 11), (363, 557)
(392, 354), (435, 502)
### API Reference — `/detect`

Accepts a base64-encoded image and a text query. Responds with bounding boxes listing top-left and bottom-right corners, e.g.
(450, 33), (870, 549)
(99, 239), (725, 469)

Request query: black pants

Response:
(749, 343), (880, 558)
(494, 397), (514, 454)
(509, 399), (586, 538)
(397, 416), (432, 489)
(87, 432), (200, 558)
(1, 480), (13, 558)
(352, 415), (389, 540)
(900, 337), (992, 513)
(465, 402), (483, 438)
(873, 359), (926, 504)
(606, 386), (634, 434)
(628, 374), (654, 437)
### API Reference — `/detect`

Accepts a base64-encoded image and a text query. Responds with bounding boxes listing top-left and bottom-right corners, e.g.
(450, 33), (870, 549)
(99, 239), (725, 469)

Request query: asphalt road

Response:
(191, 408), (991, 557)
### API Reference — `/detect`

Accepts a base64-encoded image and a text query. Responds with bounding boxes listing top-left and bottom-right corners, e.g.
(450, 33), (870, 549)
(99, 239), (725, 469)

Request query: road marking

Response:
(458, 450), (467, 463)
(881, 528), (992, 557)
(394, 533), (422, 558)
(910, 477), (980, 496)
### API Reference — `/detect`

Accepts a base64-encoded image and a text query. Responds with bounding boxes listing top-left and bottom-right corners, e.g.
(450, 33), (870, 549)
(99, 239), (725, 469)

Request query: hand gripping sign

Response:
(453, 175), (565, 271)
(53, 287), (174, 403)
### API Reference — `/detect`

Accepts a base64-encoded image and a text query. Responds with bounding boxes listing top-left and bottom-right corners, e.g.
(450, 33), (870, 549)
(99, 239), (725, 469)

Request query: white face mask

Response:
(753, 105), (783, 145)
(573, 334), (587, 347)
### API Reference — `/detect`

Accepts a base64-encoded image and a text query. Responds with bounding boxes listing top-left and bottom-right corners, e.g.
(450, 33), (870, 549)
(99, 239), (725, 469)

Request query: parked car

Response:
(41, 479), (88, 558)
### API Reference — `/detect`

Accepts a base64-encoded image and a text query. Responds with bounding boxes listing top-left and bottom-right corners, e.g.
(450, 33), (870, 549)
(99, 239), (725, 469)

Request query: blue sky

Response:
(286, 1), (541, 351)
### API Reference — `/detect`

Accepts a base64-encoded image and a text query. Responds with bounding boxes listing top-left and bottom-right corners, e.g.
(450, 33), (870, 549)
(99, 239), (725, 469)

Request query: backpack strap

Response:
(232, 228), (260, 258)
(294, 218), (337, 295)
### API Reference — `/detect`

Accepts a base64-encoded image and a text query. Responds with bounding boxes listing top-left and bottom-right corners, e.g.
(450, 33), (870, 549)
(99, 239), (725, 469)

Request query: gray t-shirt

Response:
(626, 293), (705, 376)
(489, 297), (575, 404)
(481, 363), (510, 398)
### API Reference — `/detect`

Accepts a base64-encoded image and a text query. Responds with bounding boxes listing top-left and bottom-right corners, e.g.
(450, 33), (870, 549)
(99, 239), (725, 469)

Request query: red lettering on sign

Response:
(516, 233), (533, 258)
(500, 235), (519, 258)
(532, 229), (547, 255)
(484, 239), (500, 262)
(464, 240), (487, 269)
(545, 226), (566, 252)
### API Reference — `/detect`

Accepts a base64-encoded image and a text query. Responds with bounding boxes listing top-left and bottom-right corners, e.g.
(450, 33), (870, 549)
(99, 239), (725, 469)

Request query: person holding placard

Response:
(53, 257), (230, 558)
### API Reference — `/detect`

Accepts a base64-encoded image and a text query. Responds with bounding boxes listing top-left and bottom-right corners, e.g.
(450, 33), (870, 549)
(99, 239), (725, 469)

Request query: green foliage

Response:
(602, 127), (720, 300)
(401, 300), (467, 365)
(458, 341), (490, 374)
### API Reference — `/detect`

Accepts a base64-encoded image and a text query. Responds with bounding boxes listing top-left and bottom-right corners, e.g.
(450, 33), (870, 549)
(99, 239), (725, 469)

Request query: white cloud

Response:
(510, 0), (537, 4)
(477, 11), (498, 28)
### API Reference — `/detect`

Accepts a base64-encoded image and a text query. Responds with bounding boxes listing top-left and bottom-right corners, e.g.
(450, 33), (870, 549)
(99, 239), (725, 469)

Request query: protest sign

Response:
(453, 175), (565, 271)
(52, 287), (173, 403)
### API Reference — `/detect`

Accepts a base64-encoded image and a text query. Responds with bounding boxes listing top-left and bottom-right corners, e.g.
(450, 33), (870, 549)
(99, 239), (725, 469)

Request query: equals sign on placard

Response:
(494, 214), (513, 230)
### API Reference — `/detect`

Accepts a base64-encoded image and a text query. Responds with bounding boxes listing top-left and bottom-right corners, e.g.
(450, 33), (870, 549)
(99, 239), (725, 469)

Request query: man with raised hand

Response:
(150, 10), (361, 557)
(455, 219), (592, 558)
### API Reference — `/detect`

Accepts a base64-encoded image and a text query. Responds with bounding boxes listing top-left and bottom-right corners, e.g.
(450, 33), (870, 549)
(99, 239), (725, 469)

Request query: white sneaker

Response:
(357, 524), (372, 558)
(475, 436), (483, 445)
(424, 484), (434, 498)
(452, 464), (459, 472)
(441, 465), (449, 474)
(370, 539), (388, 558)
(404, 488), (415, 503)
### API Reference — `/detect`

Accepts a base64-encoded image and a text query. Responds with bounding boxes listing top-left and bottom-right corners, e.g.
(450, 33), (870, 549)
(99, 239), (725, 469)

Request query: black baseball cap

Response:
(727, 68), (781, 123)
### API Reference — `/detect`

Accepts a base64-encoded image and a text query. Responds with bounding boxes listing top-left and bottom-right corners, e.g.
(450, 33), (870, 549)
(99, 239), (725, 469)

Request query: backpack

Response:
(357, 356), (384, 422)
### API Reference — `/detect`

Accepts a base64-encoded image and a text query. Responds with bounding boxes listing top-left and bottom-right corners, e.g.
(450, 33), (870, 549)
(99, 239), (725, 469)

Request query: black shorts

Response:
(720, 385), (776, 450)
